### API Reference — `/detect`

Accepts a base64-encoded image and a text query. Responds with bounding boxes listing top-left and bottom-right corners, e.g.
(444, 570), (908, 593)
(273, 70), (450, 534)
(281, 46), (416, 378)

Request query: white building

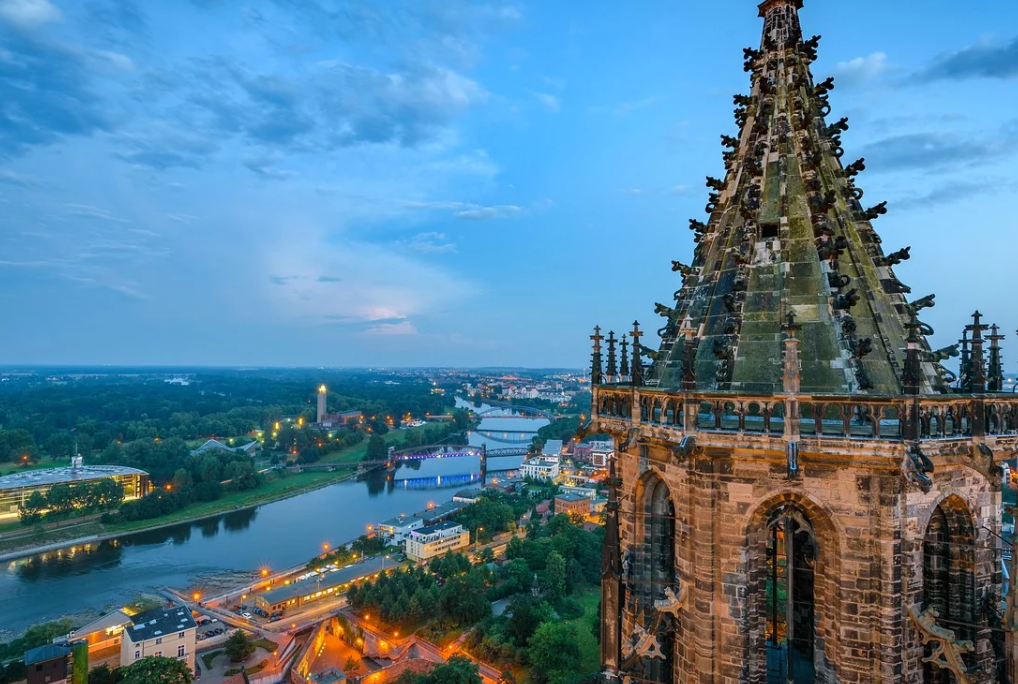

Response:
(120, 607), (197, 672)
(541, 440), (564, 458)
(589, 439), (614, 469)
(520, 456), (559, 481)
(377, 513), (425, 544)
(405, 521), (470, 561)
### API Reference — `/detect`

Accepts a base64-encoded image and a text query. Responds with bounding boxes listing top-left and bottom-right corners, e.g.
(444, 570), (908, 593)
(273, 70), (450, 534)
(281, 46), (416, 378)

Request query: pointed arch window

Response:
(765, 506), (816, 684)
(922, 500), (977, 684)
(634, 474), (676, 684)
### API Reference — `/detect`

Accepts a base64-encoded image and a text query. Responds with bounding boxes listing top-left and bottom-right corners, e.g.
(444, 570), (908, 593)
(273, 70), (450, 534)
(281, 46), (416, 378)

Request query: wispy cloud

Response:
(401, 232), (457, 254)
(831, 52), (889, 87)
(528, 90), (560, 113)
(455, 205), (522, 220)
(243, 155), (298, 180)
(860, 123), (1018, 172)
(894, 179), (1018, 211)
(0, 169), (43, 188)
(364, 321), (418, 336)
(916, 36), (1018, 82)
(316, 275), (343, 283)
(0, 0), (61, 28)
(64, 203), (129, 222)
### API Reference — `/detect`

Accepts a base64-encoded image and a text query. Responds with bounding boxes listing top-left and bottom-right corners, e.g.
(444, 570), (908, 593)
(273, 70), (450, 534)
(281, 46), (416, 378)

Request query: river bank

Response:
(0, 466), (364, 563)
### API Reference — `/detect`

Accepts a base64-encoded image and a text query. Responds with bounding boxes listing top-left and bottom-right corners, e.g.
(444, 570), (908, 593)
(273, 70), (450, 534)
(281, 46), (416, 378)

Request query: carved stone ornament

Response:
(909, 605), (974, 684)
(653, 585), (689, 618)
(624, 624), (665, 661)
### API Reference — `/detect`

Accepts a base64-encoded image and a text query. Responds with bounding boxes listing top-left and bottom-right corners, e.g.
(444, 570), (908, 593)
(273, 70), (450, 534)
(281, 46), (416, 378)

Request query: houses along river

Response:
(0, 404), (546, 634)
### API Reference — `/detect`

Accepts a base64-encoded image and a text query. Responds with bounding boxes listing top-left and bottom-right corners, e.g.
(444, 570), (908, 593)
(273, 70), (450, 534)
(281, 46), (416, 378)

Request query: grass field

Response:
(561, 586), (601, 675)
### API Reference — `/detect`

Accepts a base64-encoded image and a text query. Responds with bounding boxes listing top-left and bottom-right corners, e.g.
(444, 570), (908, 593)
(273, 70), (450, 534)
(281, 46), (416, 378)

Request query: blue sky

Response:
(1, 0), (1016, 369)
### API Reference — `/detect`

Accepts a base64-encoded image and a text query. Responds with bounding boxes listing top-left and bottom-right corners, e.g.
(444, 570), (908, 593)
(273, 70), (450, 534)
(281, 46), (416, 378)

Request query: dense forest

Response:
(0, 370), (454, 465)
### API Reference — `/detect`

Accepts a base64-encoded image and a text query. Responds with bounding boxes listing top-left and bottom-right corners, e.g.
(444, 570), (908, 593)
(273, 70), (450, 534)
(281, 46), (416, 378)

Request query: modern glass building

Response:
(0, 465), (150, 521)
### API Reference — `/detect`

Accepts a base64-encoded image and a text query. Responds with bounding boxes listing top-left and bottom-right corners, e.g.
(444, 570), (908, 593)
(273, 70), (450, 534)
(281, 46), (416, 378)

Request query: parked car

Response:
(242, 612), (253, 619)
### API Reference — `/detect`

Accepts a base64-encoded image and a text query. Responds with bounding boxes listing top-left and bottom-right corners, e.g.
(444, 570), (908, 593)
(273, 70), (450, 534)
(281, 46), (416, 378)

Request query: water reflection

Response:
(223, 508), (258, 533)
(15, 541), (124, 581)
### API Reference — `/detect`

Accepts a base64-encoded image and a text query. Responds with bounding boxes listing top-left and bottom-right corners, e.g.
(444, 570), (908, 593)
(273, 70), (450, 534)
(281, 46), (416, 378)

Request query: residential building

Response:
(404, 521), (470, 561)
(452, 488), (482, 504)
(25, 643), (72, 684)
(541, 439), (564, 458)
(520, 456), (559, 481)
(120, 607), (197, 672)
(377, 514), (424, 544)
(559, 485), (597, 500)
(0, 464), (149, 522)
(555, 492), (591, 518)
(255, 560), (389, 614)
(66, 609), (132, 656)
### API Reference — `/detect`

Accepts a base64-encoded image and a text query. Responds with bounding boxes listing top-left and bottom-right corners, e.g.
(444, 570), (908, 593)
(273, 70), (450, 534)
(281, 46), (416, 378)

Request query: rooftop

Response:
(556, 492), (590, 503)
(125, 607), (197, 643)
(24, 643), (70, 665)
(411, 520), (464, 537)
(259, 557), (388, 605)
(0, 465), (148, 491)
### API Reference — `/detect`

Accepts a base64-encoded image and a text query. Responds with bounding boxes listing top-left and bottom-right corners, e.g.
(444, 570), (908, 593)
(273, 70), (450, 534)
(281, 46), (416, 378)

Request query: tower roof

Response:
(645, 1), (943, 395)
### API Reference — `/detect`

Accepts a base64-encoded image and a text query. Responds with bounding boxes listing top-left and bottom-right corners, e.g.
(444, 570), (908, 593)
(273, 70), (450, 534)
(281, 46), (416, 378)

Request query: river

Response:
(0, 401), (548, 634)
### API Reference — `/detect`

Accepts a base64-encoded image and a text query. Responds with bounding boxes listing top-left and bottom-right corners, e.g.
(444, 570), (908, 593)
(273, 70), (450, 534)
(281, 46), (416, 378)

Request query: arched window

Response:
(635, 473), (676, 683)
(765, 506), (816, 684)
(923, 499), (976, 684)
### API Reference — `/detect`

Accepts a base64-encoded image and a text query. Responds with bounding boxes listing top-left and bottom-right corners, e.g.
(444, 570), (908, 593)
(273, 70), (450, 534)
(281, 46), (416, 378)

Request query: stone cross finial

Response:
(590, 326), (604, 386)
(988, 323), (1005, 392)
(606, 331), (618, 380)
(620, 335), (630, 378)
(631, 321), (644, 387)
(966, 311), (989, 392)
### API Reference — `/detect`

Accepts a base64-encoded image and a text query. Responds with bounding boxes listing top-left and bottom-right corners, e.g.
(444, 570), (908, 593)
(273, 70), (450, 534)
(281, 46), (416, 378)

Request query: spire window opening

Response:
(765, 507), (816, 684)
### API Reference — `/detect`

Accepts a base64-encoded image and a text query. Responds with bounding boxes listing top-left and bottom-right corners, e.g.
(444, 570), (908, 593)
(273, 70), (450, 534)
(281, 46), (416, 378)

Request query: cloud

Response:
(455, 205), (521, 220)
(364, 321), (417, 336)
(0, 28), (109, 158)
(269, 275), (298, 286)
(316, 275), (343, 283)
(859, 125), (1018, 172)
(917, 36), (1018, 82)
(894, 179), (1018, 211)
(402, 231), (456, 254)
(0, 0), (61, 28)
(114, 130), (218, 169)
(243, 156), (298, 180)
(64, 203), (129, 222)
(0, 169), (42, 187)
(831, 52), (888, 87)
(528, 90), (560, 113)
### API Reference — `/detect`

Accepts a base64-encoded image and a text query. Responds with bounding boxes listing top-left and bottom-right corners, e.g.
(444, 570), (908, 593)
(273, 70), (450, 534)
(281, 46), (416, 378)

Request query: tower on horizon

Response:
(317, 384), (327, 425)
(590, 1), (1011, 682)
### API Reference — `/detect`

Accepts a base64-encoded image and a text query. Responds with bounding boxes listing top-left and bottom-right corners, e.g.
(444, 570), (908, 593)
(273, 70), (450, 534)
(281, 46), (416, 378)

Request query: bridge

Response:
(471, 400), (555, 420)
(354, 444), (530, 475)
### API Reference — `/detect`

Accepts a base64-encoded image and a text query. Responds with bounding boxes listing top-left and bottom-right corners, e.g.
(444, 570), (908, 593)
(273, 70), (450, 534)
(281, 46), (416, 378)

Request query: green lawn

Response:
(201, 650), (224, 669)
(0, 461), (60, 477)
(561, 586), (601, 675)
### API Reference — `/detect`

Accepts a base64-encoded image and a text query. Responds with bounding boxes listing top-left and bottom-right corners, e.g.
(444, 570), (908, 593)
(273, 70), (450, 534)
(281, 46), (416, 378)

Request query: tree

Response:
(345, 655), (359, 672)
(505, 594), (553, 646)
(366, 434), (387, 461)
(87, 663), (120, 684)
(45, 484), (77, 514)
(19, 491), (47, 526)
(224, 630), (256, 663)
(541, 551), (566, 603)
(120, 656), (193, 684)
(526, 622), (582, 684)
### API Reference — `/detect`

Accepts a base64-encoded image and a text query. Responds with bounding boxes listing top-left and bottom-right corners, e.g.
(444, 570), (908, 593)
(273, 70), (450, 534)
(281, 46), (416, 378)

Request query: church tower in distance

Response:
(591, 2), (1013, 682)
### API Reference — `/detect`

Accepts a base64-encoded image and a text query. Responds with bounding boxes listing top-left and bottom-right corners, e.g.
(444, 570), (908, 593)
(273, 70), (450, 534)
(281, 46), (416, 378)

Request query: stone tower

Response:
(591, 2), (1012, 682)
(317, 384), (327, 424)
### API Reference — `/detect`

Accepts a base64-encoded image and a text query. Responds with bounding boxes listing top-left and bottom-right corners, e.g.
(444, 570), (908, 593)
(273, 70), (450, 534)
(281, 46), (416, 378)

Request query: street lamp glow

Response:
(261, 568), (269, 577)
(192, 592), (200, 602)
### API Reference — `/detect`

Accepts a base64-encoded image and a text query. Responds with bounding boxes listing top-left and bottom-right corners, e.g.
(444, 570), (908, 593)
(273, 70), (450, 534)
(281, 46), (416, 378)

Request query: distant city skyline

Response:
(1, 0), (1016, 368)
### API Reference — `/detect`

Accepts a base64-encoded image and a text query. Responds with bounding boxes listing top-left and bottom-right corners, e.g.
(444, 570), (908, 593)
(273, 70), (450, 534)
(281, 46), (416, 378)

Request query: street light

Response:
(474, 526), (484, 547)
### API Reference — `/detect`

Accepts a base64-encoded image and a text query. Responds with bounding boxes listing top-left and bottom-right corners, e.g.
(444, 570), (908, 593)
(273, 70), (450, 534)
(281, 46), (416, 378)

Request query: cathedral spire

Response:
(590, 326), (604, 386)
(988, 323), (1005, 392)
(606, 331), (618, 381)
(645, 0), (937, 395)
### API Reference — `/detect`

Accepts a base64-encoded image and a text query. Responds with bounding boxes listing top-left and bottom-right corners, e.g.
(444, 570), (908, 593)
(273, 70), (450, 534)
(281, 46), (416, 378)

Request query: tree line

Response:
(19, 477), (125, 525)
